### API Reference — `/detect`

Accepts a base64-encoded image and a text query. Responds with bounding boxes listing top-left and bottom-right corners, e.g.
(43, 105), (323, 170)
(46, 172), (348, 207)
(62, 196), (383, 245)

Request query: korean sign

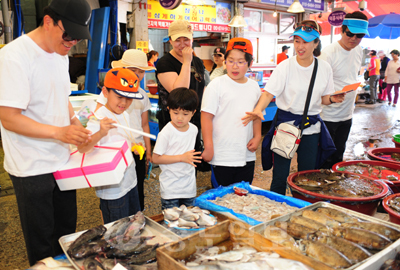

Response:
(148, 0), (231, 33)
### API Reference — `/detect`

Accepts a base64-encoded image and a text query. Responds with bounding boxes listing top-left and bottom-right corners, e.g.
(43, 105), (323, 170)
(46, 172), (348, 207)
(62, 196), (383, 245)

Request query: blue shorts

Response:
(161, 197), (195, 210)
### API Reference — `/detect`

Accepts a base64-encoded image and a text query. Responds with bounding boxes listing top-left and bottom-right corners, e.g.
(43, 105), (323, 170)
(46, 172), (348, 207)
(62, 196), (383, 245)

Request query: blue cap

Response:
(290, 28), (320, 42)
(343, 18), (369, 36)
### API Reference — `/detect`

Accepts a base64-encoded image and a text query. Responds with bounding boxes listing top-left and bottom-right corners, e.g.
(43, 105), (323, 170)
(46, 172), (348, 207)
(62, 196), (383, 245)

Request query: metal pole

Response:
(1, 0), (12, 43)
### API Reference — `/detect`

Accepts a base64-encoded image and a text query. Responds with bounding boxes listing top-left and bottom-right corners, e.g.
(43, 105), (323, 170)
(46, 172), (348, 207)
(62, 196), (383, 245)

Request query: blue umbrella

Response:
(366, 12), (400, 39)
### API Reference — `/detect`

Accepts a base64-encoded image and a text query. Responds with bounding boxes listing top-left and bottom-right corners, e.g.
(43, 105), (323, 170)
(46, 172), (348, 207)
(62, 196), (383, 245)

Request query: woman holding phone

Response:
(156, 20), (206, 134)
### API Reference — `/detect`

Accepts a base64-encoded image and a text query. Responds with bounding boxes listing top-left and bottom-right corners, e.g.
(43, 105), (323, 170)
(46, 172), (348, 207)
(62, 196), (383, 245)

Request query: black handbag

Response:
(364, 70), (370, 81)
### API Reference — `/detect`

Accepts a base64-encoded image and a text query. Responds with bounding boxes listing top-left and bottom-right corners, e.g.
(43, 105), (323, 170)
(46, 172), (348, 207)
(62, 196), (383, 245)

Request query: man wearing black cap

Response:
(0, 0), (92, 265)
(277, 45), (290, 64)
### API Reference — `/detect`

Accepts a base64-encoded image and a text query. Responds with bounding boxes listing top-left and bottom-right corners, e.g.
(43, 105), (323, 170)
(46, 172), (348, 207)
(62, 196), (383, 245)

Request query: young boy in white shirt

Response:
(201, 38), (262, 186)
(79, 68), (141, 223)
(152, 88), (202, 209)
(97, 49), (155, 211)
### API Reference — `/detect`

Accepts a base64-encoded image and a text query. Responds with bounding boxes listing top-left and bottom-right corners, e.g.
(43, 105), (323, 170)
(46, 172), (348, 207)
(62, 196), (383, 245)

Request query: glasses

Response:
(294, 24), (319, 33)
(57, 23), (82, 43)
(225, 59), (247, 67)
(191, 67), (202, 82)
(344, 31), (365, 39)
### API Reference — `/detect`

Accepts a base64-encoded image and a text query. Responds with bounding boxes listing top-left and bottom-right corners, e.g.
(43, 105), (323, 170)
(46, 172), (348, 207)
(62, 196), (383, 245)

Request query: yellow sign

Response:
(148, 0), (217, 23)
(136, 41), (149, 54)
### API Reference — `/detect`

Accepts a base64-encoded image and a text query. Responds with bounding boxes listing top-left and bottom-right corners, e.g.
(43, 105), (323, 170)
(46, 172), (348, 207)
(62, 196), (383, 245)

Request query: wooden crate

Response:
(157, 219), (334, 270)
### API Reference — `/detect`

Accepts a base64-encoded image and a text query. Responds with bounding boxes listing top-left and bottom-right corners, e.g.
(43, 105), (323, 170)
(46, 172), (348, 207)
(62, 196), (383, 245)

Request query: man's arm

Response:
(0, 105), (91, 145)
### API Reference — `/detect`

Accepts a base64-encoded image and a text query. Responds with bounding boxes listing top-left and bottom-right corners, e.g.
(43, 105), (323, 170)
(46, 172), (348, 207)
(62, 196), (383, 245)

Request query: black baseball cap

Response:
(213, 47), (226, 56)
(49, 0), (92, 40)
(282, 45), (290, 51)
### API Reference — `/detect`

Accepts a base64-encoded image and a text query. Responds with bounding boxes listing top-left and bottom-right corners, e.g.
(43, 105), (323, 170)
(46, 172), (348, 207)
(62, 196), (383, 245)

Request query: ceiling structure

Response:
(309, 0), (400, 36)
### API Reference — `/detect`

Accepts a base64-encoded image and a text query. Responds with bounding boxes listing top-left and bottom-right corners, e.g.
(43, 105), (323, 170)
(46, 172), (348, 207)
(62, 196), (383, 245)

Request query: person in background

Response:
(385, 49), (400, 107)
(156, 20), (206, 155)
(152, 88), (202, 209)
(277, 45), (290, 65)
(81, 68), (141, 224)
(319, 11), (369, 169)
(147, 50), (159, 67)
(97, 49), (155, 211)
(377, 50), (390, 103)
(202, 38), (261, 187)
(0, 0), (92, 265)
(366, 50), (381, 104)
(210, 47), (226, 81)
(243, 20), (345, 195)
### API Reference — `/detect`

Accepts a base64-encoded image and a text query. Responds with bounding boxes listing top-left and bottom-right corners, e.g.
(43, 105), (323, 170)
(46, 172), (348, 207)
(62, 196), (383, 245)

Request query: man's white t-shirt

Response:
(319, 42), (363, 122)
(0, 35), (71, 177)
(86, 106), (137, 200)
(153, 122), (197, 200)
(201, 75), (261, 166)
(97, 87), (151, 145)
(265, 57), (335, 135)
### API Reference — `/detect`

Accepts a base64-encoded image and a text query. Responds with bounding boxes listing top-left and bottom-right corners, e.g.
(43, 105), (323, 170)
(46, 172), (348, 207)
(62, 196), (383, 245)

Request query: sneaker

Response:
(377, 99), (383, 103)
(365, 100), (376, 104)
(389, 103), (392, 106)
(393, 104), (397, 107)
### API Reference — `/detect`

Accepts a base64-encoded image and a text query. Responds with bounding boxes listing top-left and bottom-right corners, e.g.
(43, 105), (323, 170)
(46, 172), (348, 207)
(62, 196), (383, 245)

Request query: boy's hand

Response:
(201, 147), (214, 162)
(182, 47), (193, 64)
(180, 149), (202, 167)
(242, 110), (265, 126)
(247, 137), (261, 152)
(99, 117), (116, 137)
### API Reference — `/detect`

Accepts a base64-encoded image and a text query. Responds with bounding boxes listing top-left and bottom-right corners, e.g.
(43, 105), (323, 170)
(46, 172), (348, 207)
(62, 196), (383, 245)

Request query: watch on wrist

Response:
(329, 95), (336, 104)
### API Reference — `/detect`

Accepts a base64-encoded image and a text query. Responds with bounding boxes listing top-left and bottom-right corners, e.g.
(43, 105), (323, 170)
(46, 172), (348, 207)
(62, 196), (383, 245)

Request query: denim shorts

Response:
(100, 185), (140, 224)
(161, 197), (195, 210)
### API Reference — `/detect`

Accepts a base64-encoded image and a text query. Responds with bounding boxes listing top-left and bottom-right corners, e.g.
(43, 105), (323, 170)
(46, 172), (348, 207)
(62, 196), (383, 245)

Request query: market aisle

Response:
(0, 102), (399, 270)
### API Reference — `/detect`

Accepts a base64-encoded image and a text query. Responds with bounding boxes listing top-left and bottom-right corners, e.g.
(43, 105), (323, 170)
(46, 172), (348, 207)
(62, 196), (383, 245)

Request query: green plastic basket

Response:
(393, 134), (400, 143)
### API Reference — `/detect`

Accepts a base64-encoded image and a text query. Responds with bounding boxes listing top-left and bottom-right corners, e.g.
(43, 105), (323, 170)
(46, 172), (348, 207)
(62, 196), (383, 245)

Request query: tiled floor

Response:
(0, 101), (399, 269)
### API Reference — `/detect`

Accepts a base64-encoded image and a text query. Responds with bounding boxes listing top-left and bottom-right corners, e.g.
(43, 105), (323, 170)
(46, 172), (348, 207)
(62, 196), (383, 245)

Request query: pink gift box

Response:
(54, 141), (133, 191)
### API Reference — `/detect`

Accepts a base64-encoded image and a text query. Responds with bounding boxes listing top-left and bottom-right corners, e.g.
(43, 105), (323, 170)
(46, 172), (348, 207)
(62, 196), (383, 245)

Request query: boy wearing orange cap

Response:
(201, 38), (262, 186)
(78, 68), (141, 223)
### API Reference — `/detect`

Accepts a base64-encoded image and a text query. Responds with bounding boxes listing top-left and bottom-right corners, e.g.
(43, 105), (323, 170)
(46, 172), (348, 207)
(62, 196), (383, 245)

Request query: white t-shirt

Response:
(210, 66), (225, 81)
(201, 75), (261, 166)
(86, 106), (137, 200)
(153, 122), (197, 200)
(0, 35), (71, 177)
(265, 57), (334, 135)
(97, 87), (151, 145)
(319, 42), (363, 122)
(385, 60), (400, 84)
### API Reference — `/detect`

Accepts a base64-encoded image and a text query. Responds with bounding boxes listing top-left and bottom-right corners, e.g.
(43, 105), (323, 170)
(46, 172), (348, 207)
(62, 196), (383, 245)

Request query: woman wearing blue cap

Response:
(243, 20), (346, 195)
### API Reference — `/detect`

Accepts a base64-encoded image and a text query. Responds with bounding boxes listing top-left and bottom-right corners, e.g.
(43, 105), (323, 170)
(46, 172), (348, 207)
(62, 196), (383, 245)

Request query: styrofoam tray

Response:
(251, 202), (400, 270)
(59, 215), (181, 270)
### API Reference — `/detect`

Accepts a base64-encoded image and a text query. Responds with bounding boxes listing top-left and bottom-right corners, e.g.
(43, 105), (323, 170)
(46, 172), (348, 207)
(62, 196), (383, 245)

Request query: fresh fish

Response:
(302, 209), (341, 228)
(196, 212), (217, 226)
(290, 215), (331, 232)
(316, 207), (359, 223)
(315, 235), (371, 263)
(127, 244), (159, 265)
(263, 225), (300, 253)
(165, 219), (179, 228)
(191, 207), (210, 215)
(104, 217), (131, 241)
(198, 250), (244, 262)
(178, 218), (199, 228)
(342, 222), (400, 241)
(124, 211), (146, 241)
(106, 243), (154, 258)
(97, 258), (137, 270)
(68, 225), (107, 255)
(162, 208), (180, 221)
(82, 256), (106, 270)
(274, 221), (316, 239)
(298, 239), (352, 269)
(180, 207), (200, 221)
(332, 227), (392, 250)
(70, 239), (110, 259)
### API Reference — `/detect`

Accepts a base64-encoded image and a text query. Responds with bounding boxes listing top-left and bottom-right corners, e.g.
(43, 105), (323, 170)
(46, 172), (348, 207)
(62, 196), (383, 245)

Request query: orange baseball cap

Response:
(226, 37), (253, 56)
(104, 68), (143, 99)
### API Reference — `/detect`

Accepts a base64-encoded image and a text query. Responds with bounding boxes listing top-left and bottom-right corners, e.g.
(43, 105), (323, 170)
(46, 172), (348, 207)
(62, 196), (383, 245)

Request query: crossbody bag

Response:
(270, 58), (319, 159)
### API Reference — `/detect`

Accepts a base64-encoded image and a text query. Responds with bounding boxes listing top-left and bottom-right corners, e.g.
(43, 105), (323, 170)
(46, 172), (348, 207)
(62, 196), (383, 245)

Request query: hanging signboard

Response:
(260, 0), (324, 12)
(328, 10), (346, 26)
(136, 41), (149, 53)
(148, 0), (231, 33)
